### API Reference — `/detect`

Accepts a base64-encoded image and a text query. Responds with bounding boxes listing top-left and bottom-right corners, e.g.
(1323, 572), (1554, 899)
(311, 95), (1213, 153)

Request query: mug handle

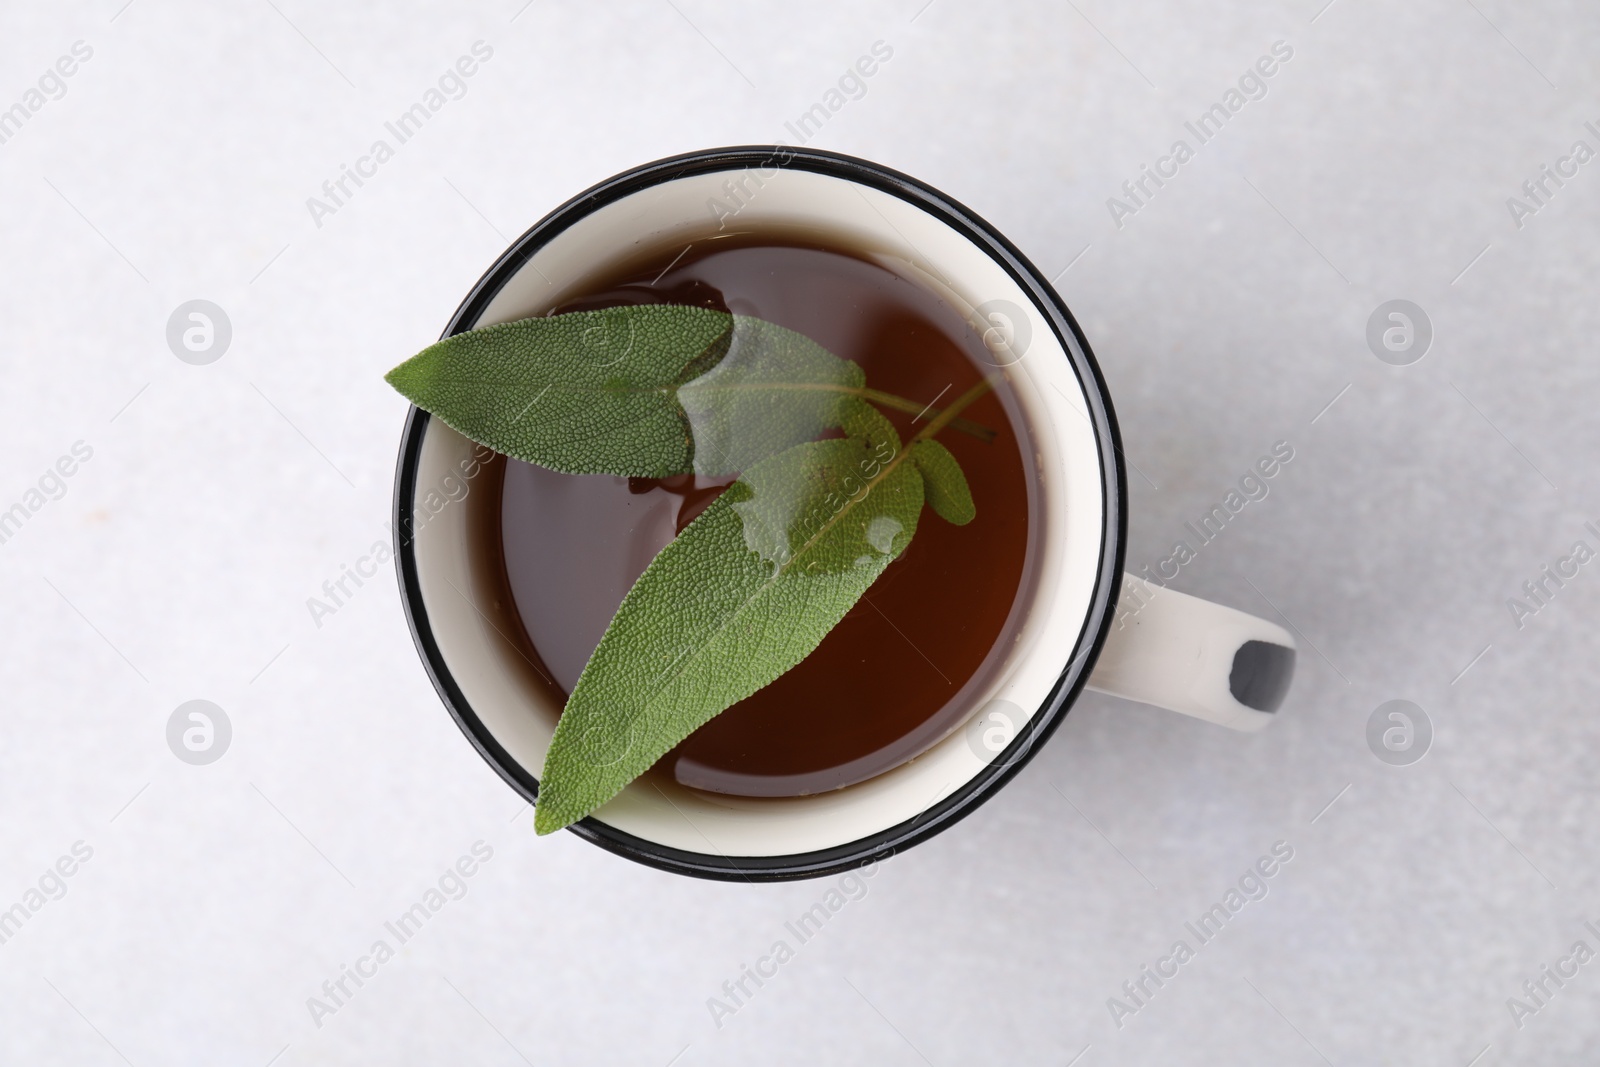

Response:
(1085, 576), (1296, 732)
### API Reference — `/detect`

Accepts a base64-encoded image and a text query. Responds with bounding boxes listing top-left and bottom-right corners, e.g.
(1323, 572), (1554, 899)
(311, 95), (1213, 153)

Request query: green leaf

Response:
(385, 305), (864, 477)
(910, 439), (976, 526)
(838, 395), (901, 452)
(534, 430), (925, 834)
(679, 315), (866, 474)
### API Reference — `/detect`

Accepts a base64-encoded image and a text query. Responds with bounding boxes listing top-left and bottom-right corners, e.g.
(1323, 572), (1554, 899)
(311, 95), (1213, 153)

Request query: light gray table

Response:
(2, 1), (1596, 1063)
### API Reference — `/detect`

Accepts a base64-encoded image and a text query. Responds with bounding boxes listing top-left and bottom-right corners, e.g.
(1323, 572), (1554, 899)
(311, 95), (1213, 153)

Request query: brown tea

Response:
(467, 232), (1037, 798)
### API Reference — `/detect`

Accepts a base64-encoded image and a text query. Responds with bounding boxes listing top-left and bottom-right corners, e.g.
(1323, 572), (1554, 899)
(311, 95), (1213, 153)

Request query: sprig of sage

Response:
(386, 306), (992, 834)
(385, 305), (993, 479)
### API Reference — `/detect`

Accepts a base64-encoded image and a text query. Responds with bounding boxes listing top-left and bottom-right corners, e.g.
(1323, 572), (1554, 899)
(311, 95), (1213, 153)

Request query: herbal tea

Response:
(459, 234), (1037, 802)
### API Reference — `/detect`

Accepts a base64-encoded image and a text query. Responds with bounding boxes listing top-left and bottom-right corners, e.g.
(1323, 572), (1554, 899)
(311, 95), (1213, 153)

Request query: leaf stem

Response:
(857, 388), (996, 444)
(909, 376), (998, 446)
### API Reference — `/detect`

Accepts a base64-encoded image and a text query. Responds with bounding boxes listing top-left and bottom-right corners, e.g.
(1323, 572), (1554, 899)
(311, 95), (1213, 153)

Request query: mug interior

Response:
(401, 152), (1113, 870)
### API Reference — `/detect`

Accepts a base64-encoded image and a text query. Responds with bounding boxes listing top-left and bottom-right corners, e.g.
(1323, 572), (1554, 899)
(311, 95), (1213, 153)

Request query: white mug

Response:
(392, 147), (1296, 880)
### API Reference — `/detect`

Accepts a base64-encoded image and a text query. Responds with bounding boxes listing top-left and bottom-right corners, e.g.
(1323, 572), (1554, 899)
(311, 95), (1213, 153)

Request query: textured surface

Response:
(2, 2), (1599, 1065)
(386, 305), (727, 476)
(538, 428), (924, 833)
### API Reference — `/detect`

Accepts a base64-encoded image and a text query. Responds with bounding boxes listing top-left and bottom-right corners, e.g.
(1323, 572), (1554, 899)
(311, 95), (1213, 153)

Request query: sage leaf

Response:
(678, 314), (866, 474)
(534, 430), (925, 834)
(910, 439), (976, 526)
(385, 305), (863, 477)
(838, 394), (901, 452)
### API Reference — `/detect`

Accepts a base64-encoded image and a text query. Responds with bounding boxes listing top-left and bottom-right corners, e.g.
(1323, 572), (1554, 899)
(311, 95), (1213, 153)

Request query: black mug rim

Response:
(391, 145), (1129, 882)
